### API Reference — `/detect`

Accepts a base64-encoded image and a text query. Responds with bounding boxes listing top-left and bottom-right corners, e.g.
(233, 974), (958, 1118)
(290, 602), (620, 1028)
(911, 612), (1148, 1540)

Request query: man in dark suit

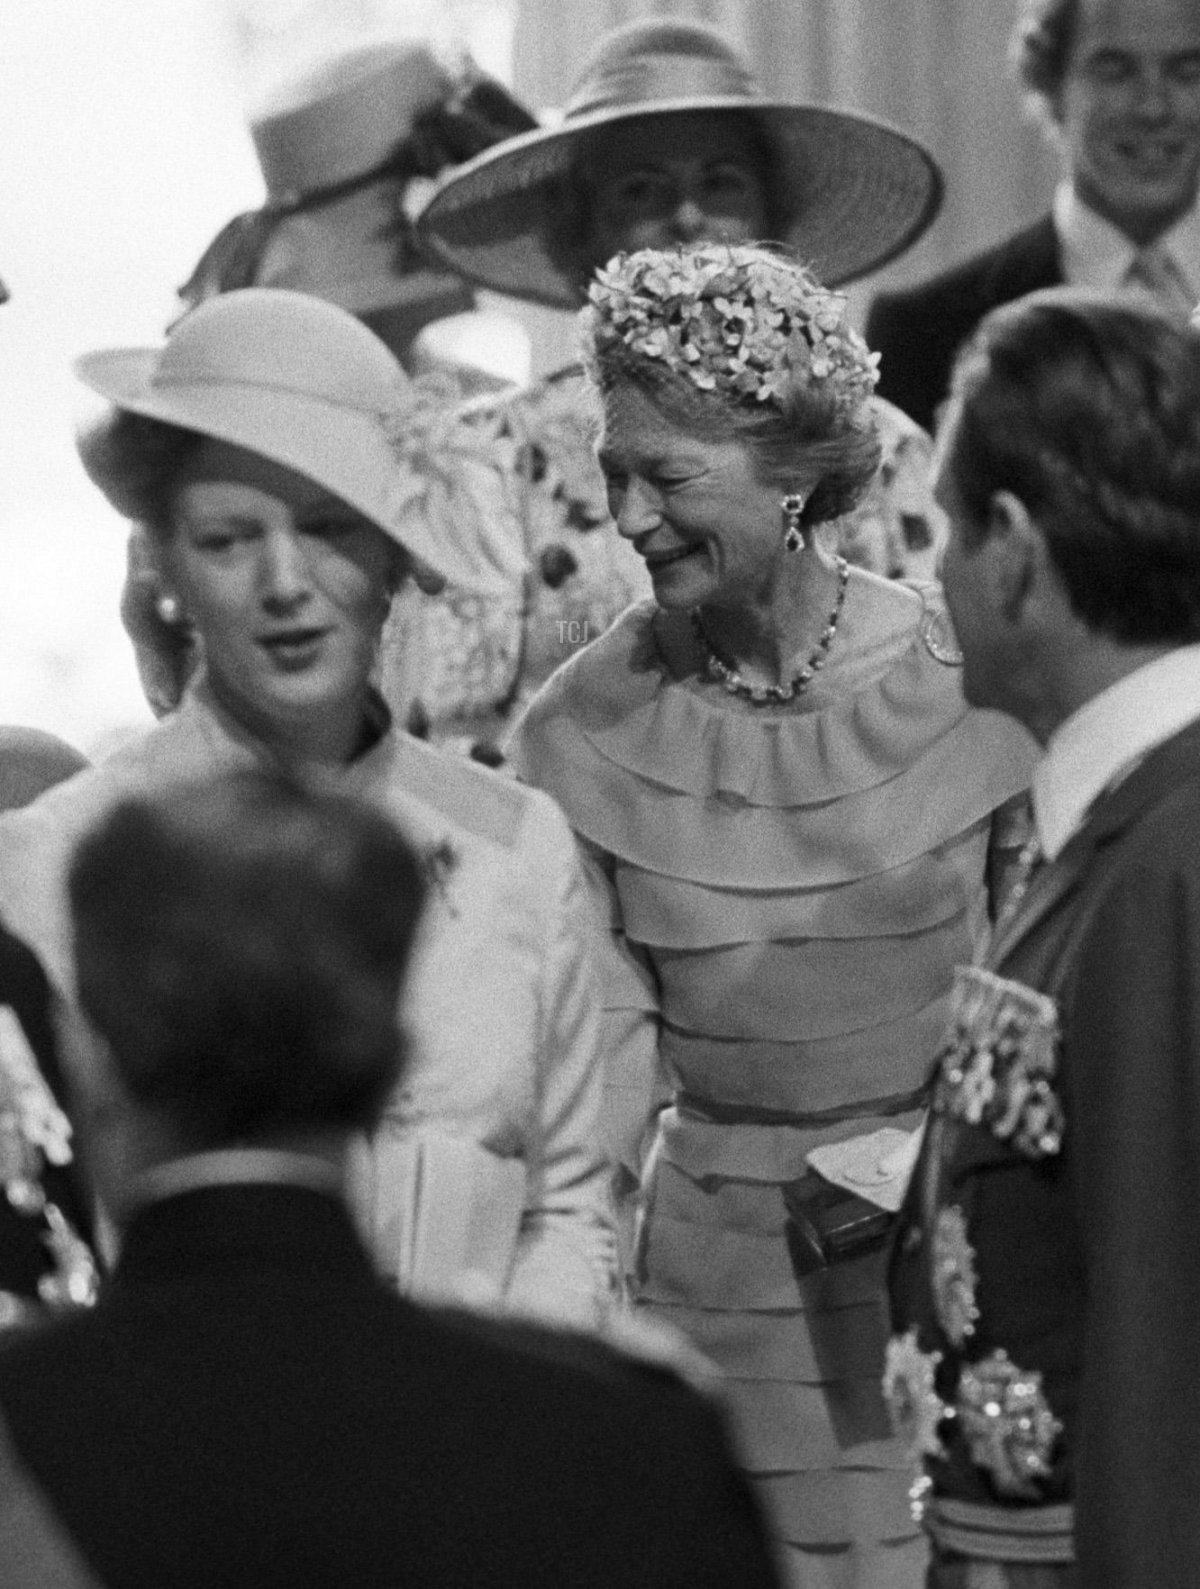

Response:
(865, 0), (1200, 433)
(885, 290), (1200, 1587)
(0, 770), (779, 1589)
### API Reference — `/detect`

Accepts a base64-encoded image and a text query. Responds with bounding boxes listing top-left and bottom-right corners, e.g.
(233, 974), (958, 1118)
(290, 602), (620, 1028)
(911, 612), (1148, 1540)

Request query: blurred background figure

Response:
(177, 37), (536, 384)
(867, 0), (1200, 432)
(510, 241), (1036, 1589)
(388, 17), (947, 760)
(0, 288), (616, 1331)
(888, 288), (1200, 1589)
(0, 729), (98, 1338)
(0, 265), (99, 1337)
(0, 768), (780, 1589)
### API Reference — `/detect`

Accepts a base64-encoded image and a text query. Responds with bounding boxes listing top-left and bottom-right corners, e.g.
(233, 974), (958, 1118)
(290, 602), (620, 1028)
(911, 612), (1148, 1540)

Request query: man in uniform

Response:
(886, 287), (1200, 1586)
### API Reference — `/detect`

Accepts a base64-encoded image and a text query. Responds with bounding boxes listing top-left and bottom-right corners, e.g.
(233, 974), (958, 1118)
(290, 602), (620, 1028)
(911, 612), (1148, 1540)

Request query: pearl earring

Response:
(155, 593), (183, 626)
(781, 493), (806, 554)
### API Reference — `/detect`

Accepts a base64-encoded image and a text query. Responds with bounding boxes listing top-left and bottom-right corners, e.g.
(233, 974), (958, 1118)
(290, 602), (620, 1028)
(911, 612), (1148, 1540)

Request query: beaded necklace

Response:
(691, 556), (850, 705)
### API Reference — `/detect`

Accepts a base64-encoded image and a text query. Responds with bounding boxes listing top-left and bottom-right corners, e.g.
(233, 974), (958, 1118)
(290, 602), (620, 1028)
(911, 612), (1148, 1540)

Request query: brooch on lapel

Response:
(421, 838), (461, 916)
(883, 1329), (950, 1467)
(931, 1204), (980, 1346)
(957, 1349), (1062, 1498)
(934, 966), (1064, 1158)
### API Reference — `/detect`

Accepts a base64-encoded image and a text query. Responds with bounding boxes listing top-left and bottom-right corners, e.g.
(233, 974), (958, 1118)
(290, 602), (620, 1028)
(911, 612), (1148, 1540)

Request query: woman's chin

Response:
(647, 553), (710, 608)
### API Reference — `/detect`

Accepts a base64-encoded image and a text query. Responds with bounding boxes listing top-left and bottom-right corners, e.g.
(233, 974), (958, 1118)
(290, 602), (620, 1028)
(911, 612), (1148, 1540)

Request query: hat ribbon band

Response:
(566, 50), (759, 118)
(150, 371), (394, 423)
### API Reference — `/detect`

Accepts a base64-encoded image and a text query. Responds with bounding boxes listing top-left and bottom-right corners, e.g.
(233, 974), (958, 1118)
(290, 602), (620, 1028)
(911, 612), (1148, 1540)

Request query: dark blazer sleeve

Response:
(865, 284), (968, 435)
(864, 215), (1063, 434)
(1068, 818), (1200, 1587)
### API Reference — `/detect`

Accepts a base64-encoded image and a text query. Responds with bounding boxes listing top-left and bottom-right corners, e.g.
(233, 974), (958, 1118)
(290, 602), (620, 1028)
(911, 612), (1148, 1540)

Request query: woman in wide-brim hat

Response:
(417, 18), (943, 309)
(0, 287), (617, 1329)
(376, 20), (951, 763)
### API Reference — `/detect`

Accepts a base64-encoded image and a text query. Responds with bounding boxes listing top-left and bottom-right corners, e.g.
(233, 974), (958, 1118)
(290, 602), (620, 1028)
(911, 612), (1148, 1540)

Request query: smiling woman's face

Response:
(160, 439), (398, 751)
(597, 379), (782, 613)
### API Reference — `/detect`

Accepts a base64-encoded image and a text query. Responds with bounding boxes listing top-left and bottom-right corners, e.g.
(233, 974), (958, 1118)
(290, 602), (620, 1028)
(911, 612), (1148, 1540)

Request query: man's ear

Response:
(986, 489), (1043, 625)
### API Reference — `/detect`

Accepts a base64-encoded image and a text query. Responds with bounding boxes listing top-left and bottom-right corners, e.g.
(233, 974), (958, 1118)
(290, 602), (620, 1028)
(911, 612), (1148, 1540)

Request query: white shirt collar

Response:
(1053, 182), (1200, 299)
(1032, 645), (1200, 859)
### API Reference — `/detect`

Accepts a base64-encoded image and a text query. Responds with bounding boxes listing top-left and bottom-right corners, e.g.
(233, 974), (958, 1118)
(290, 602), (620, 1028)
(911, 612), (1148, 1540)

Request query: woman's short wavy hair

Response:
(69, 770), (426, 1146)
(76, 408), (205, 544)
(943, 287), (1200, 645)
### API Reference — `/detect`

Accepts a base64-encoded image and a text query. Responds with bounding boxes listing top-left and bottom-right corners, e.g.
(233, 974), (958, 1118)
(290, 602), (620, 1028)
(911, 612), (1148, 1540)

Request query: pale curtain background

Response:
(1, 0), (1055, 748)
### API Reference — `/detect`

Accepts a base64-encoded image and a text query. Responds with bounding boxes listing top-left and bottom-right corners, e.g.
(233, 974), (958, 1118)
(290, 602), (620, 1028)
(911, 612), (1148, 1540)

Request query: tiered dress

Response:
(509, 571), (1037, 1589)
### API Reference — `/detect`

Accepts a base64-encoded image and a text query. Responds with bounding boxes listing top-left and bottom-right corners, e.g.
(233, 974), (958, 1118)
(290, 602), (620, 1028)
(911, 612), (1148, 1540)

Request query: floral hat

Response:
(582, 243), (880, 418)
(416, 19), (943, 309)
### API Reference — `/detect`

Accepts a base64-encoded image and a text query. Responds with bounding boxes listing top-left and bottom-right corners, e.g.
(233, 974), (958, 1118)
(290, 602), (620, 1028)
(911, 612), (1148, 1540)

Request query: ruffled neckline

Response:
(527, 573), (984, 809)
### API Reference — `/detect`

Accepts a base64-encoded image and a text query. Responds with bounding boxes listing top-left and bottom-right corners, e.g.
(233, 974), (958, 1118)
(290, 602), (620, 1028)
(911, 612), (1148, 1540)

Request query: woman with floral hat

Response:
(386, 17), (949, 761)
(0, 288), (616, 1331)
(508, 242), (1037, 1587)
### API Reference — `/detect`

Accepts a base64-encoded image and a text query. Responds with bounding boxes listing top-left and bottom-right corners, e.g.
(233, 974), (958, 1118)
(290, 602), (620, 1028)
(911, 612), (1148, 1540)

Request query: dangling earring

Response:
(781, 493), (806, 554)
(155, 592), (183, 626)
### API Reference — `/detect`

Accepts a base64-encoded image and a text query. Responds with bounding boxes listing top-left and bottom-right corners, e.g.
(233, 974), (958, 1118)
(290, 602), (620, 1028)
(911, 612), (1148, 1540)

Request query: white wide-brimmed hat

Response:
(417, 19), (944, 310)
(74, 288), (510, 595)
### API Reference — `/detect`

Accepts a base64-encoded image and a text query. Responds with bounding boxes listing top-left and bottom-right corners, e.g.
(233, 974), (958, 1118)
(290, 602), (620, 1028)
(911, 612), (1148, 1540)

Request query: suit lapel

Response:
(987, 831), (1090, 968)
(987, 718), (1200, 968)
(981, 214), (1063, 303)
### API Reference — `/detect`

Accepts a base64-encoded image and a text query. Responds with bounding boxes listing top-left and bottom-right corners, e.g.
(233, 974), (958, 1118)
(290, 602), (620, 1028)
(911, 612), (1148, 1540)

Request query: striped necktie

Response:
(1125, 245), (1197, 319)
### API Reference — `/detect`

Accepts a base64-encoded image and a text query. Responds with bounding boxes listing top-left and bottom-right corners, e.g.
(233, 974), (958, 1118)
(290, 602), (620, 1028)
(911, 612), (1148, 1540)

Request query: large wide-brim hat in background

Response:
(73, 289), (508, 596)
(417, 19), (944, 309)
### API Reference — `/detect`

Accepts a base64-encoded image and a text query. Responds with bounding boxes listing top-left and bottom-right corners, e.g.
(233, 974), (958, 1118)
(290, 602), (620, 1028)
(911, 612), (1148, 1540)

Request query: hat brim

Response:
(74, 347), (507, 596)
(417, 98), (943, 309)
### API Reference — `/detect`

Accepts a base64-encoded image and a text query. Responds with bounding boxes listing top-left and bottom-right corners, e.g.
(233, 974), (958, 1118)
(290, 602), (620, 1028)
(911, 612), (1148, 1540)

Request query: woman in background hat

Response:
(378, 17), (949, 760)
(509, 242), (1037, 1588)
(0, 288), (617, 1329)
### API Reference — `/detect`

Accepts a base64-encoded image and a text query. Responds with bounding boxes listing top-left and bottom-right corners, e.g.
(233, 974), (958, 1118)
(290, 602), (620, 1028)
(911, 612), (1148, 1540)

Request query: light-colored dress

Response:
(0, 679), (617, 1328)
(380, 370), (944, 756)
(508, 571), (1038, 1589)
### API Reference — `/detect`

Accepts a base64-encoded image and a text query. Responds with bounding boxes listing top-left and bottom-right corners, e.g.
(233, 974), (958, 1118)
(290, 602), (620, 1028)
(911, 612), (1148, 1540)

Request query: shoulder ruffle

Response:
(509, 587), (1036, 889)
(516, 584), (1023, 808)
